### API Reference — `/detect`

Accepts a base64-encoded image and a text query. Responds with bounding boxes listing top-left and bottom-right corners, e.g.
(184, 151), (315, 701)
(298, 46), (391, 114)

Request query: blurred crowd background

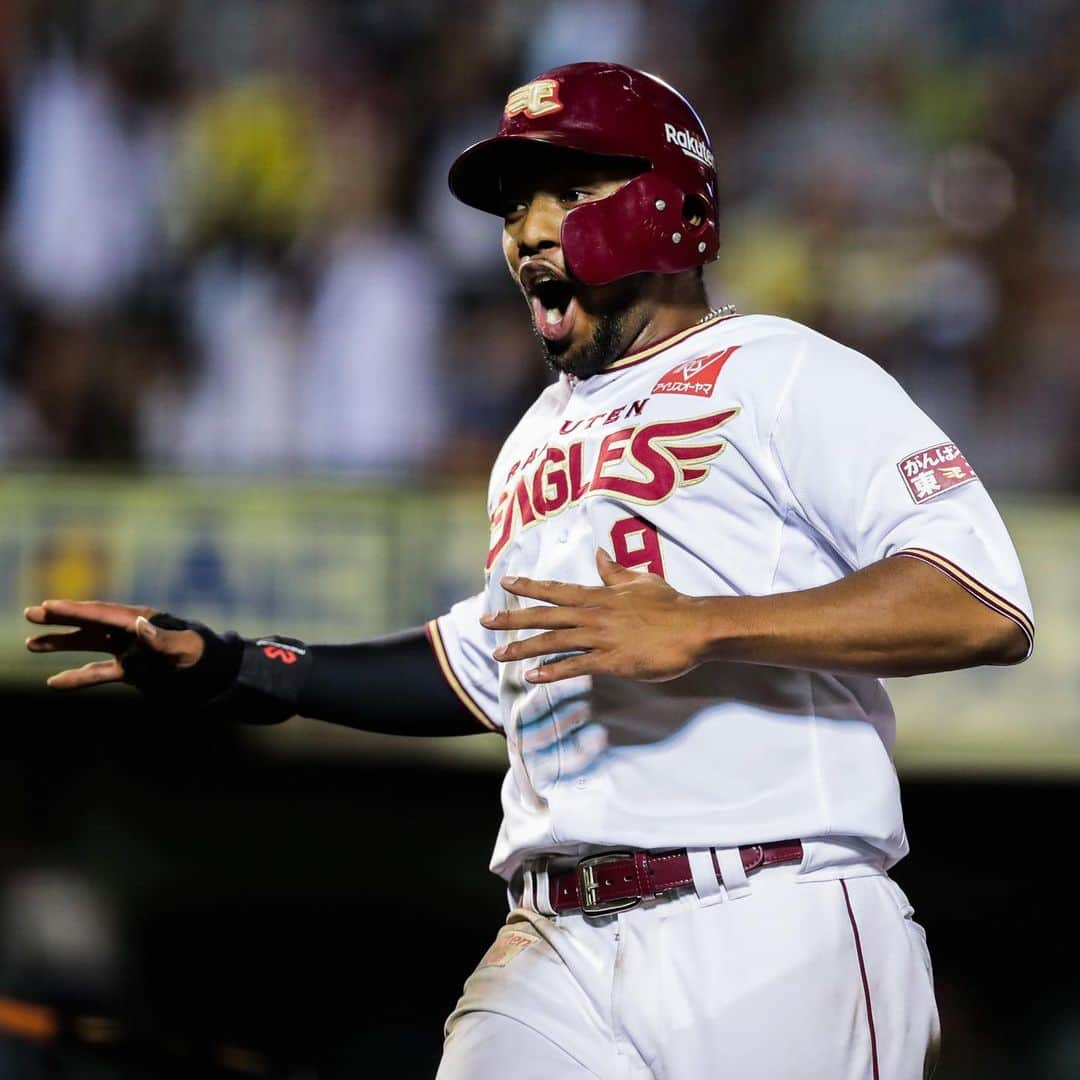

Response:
(0, 0), (1078, 484)
(2, 1), (1080, 1077)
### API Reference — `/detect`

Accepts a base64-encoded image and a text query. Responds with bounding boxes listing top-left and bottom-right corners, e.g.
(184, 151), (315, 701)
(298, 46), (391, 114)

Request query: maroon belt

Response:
(547, 840), (804, 917)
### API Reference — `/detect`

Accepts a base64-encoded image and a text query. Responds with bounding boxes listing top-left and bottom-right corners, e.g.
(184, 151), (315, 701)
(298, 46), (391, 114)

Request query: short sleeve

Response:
(426, 592), (503, 731)
(771, 333), (1035, 659)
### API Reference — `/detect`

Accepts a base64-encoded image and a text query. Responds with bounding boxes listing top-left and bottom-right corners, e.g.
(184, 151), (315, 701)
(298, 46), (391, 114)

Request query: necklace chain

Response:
(696, 304), (737, 326)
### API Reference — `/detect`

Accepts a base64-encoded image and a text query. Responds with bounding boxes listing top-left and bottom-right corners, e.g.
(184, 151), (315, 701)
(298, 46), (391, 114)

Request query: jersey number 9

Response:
(610, 515), (666, 578)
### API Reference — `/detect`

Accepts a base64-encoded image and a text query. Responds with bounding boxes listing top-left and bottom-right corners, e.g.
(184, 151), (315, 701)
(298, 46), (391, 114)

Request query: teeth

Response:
(545, 308), (563, 325)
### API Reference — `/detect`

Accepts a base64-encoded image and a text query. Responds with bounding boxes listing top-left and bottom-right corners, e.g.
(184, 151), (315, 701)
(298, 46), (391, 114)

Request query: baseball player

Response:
(27, 63), (1034, 1078)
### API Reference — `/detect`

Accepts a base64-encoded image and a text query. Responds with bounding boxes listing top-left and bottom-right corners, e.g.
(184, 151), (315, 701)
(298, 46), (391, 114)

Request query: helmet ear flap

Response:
(561, 173), (718, 286)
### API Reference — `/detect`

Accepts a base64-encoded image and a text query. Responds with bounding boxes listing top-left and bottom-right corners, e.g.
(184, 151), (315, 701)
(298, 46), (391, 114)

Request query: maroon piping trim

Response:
(841, 880), (880, 1080)
(892, 548), (1035, 648)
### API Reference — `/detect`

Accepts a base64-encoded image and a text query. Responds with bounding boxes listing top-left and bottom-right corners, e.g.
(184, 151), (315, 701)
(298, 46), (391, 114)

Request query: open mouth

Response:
(520, 264), (580, 345)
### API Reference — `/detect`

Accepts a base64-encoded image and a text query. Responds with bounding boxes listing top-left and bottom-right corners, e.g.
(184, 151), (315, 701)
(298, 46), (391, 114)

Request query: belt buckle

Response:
(576, 852), (641, 918)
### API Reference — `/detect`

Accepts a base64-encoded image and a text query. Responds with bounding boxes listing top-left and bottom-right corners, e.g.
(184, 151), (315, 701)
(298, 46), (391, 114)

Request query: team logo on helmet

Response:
(505, 79), (563, 119)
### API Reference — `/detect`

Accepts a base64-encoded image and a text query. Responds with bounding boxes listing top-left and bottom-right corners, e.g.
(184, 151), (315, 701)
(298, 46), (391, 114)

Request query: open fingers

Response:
(524, 653), (596, 685)
(500, 576), (597, 607)
(46, 658), (125, 691)
(493, 631), (594, 664)
(24, 599), (153, 630)
(480, 605), (583, 632)
(26, 627), (133, 655)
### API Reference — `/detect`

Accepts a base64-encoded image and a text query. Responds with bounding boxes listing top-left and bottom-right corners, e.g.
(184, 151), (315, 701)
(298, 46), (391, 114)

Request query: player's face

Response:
(501, 160), (651, 379)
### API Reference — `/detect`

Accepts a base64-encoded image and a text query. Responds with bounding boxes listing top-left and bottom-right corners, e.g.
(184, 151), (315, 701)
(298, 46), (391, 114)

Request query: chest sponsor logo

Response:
(898, 442), (979, 503)
(486, 409), (738, 570)
(652, 346), (739, 398)
(505, 79), (563, 119)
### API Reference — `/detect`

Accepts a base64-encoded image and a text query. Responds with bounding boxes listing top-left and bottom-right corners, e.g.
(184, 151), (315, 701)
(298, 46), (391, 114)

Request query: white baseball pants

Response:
(436, 864), (939, 1079)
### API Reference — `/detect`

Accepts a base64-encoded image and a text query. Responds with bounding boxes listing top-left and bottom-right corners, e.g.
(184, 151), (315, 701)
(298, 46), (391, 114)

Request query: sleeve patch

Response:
(897, 442), (979, 504)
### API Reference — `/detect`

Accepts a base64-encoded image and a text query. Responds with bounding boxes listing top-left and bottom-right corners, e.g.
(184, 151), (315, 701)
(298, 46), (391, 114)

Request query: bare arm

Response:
(481, 549), (1030, 684)
(692, 553), (1028, 676)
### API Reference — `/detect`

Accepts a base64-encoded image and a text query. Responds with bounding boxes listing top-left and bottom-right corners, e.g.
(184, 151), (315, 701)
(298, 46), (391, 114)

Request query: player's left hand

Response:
(481, 549), (706, 684)
(24, 600), (206, 690)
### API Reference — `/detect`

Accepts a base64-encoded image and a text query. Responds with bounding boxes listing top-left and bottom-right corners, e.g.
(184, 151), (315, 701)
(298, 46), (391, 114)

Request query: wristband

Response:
(234, 636), (314, 707)
(119, 613), (244, 703)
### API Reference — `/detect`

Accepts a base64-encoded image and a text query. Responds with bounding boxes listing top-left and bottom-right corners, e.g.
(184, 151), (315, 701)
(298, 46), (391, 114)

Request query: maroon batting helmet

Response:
(449, 61), (720, 286)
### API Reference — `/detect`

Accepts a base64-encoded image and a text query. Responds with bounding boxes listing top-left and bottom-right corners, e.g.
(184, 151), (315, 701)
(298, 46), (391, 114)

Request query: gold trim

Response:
(426, 619), (501, 732)
(894, 549), (1035, 653)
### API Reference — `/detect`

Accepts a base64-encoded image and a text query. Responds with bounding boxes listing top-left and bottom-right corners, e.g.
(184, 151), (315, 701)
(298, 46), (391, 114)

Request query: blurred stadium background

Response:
(0, 0), (1078, 1076)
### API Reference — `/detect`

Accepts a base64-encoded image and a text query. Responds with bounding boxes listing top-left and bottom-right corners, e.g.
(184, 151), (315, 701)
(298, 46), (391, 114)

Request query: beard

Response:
(534, 308), (629, 380)
(532, 277), (648, 380)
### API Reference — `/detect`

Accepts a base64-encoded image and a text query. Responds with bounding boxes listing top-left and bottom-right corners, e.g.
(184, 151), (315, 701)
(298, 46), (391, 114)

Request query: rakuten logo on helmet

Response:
(664, 123), (714, 168)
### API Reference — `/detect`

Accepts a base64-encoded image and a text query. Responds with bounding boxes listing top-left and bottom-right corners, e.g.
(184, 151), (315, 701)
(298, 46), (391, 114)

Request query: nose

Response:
(513, 194), (562, 259)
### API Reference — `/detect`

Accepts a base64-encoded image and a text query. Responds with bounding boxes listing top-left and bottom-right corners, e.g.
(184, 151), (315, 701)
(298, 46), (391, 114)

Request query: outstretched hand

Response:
(25, 600), (205, 690)
(480, 549), (708, 684)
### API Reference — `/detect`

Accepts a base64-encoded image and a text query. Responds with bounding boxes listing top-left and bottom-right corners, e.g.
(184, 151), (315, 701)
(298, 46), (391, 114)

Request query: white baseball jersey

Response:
(428, 313), (1034, 883)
